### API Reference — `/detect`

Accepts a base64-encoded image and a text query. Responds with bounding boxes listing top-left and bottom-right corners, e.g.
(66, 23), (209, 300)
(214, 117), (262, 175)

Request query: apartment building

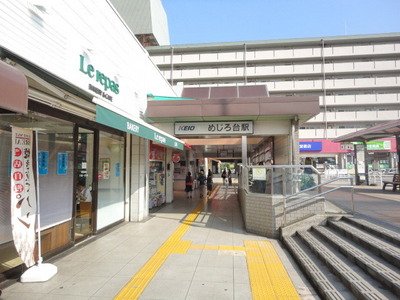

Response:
(147, 33), (400, 169)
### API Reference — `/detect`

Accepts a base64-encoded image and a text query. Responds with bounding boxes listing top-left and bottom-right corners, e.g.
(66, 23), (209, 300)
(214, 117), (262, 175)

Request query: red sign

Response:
(13, 160), (23, 169)
(13, 183), (24, 193)
(14, 147), (22, 157)
(149, 141), (165, 160)
(172, 153), (180, 163)
(13, 172), (23, 181)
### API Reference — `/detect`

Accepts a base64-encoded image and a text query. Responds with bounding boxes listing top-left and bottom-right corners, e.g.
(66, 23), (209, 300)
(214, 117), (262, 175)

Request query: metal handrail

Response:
(243, 164), (322, 195)
(283, 176), (354, 226)
(286, 176), (353, 199)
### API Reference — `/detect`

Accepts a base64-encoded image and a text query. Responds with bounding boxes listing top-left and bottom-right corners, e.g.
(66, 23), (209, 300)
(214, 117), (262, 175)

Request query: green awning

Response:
(96, 105), (184, 150)
(147, 94), (195, 101)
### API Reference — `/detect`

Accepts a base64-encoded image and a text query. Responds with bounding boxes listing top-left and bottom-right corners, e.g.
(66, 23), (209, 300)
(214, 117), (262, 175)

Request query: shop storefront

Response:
(0, 1), (184, 278)
(149, 142), (166, 209)
(299, 139), (397, 172)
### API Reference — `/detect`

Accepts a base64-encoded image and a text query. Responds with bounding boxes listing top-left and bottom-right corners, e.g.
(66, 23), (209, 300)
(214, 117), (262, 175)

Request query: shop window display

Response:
(149, 142), (165, 209)
(0, 113), (74, 273)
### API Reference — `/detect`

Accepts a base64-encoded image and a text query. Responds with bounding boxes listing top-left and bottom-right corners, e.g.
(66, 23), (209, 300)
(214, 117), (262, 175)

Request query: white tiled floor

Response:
(0, 182), (317, 300)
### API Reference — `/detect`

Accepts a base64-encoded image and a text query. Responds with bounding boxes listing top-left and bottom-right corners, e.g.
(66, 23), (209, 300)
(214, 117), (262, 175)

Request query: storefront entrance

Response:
(75, 127), (95, 238)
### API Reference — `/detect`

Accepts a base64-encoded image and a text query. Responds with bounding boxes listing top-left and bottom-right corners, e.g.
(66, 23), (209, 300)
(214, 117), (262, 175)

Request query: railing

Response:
(239, 164), (322, 196)
(238, 165), (355, 228)
(283, 176), (354, 226)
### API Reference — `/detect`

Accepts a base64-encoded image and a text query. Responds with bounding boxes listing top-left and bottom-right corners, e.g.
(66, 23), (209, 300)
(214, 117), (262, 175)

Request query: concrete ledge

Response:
(239, 188), (329, 238)
(279, 214), (346, 239)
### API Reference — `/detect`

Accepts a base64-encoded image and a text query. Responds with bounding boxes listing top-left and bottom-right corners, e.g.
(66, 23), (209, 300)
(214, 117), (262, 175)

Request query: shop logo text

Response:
(79, 55), (120, 101)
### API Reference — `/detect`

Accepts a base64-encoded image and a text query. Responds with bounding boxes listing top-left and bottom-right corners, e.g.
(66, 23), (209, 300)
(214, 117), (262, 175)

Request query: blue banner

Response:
(299, 142), (322, 151)
(57, 153), (68, 175)
(115, 162), (120, 177)
(38, 151), (49, 175)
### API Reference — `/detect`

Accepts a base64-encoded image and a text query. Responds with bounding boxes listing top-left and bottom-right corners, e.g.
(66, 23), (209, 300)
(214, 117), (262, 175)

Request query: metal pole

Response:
(35, 131), (43, 265)
(283, 200), (287, 227)
(363, 141), (369, 185)
(241, 136), (247, 166)
(354, 144), (360, 185)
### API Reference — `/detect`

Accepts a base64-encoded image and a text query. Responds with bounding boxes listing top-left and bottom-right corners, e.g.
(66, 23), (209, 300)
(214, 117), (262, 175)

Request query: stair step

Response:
(297, 230), (392, 300)
(328, 220), (400, 268)
(342, 216), (400, 247)
(312, 225), (400, 297)
(283, 236), (347, 300)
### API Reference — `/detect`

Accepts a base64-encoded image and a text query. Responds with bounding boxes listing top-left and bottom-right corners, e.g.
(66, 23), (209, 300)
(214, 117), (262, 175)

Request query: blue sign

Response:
(115, 162), (120, 177)
(57, 153), (68, 175)
(299, 142), (322, 151)
(38, 151), (49, 175)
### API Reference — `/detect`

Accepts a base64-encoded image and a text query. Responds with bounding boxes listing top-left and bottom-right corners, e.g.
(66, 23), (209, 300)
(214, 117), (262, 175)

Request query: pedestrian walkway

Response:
(0, 182), (317, 300)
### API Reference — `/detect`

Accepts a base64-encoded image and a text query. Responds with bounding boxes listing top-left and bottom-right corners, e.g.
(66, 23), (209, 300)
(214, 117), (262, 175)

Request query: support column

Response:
(396, 135), (400, 173)
(363, 141), (369, 185)
(242, 136), (248, 165)
(354, 144), (360, 185)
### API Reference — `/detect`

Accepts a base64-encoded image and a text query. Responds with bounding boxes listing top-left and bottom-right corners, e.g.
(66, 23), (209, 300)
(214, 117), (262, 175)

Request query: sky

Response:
(161, 0), (400, 45)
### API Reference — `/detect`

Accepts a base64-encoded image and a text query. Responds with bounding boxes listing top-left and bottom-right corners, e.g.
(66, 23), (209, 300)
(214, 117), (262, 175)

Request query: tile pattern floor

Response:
(0, 181), (317, 300)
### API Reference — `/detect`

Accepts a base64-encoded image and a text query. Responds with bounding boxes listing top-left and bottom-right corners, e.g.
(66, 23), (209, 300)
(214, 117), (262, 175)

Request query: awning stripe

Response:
(96, 105), (184, 150)
(0, 61), (28, 114)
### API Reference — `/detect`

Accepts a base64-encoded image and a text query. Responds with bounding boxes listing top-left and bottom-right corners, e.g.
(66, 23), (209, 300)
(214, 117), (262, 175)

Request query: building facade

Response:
(0, 0), (183, 278)
(147, 33), (400, 169)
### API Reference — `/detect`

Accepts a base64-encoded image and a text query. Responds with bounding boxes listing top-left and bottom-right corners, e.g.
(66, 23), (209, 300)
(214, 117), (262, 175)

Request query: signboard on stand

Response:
(11, 127), (37, 268)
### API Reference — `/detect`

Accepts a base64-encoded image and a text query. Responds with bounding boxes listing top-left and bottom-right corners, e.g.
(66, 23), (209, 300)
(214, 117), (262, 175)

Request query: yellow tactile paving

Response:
(114, 199), (207, 299)
(245, 241), (300, 300)
(189, 245), (246, 252)
(114, 184), (300, 300)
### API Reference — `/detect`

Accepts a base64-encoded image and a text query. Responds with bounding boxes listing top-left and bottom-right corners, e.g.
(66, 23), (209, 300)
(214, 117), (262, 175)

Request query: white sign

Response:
(252, 168), (266, 180)
(175, 121), (253, 135)
(11, 127), (37, 267)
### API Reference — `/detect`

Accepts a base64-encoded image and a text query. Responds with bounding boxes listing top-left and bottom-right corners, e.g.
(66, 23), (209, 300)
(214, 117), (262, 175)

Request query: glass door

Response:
(96, 131), (125, 230)
(75, 127), (95, 238)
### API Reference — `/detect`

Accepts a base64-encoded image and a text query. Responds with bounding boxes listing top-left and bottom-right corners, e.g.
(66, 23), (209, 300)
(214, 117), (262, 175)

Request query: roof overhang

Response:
(333, 120), (400, 143)
(146, 96), (320, 124)
(0, 60), (28, 114)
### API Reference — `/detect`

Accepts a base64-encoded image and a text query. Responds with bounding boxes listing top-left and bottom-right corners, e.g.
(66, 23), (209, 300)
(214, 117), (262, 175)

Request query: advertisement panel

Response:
(11, 127), (37, 267)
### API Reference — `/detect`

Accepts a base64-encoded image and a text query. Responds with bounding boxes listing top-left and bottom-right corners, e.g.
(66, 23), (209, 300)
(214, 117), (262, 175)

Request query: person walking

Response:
(185, 172), (194, 198)
(198, 170), (207, 198)
(207, 173), (213, 195)
(221, 169), (227, 185)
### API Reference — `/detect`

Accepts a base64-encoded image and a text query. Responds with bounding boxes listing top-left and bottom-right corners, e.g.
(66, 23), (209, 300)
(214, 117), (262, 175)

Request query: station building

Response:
(146, 33), (400, 171)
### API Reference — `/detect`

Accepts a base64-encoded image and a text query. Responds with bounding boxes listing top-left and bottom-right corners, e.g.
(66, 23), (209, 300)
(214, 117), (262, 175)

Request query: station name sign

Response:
(175, 121), (253, 135)
(79, 55), (119, 102)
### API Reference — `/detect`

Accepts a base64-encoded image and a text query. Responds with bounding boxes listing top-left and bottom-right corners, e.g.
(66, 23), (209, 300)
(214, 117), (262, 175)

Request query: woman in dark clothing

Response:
(185, 172), (194, 198)
(207, 173), (213, 195)
(221, 170), (227, 185)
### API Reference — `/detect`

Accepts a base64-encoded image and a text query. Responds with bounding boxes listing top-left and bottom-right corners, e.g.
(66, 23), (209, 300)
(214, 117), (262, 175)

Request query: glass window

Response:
(0, 113), (74, 272)
(75, 128), (95, 236)
(96, 131), (125, 230)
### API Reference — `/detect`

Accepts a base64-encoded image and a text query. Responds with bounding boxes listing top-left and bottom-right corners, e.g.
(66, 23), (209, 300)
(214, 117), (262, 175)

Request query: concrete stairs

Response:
(283, 216), (400, 300)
